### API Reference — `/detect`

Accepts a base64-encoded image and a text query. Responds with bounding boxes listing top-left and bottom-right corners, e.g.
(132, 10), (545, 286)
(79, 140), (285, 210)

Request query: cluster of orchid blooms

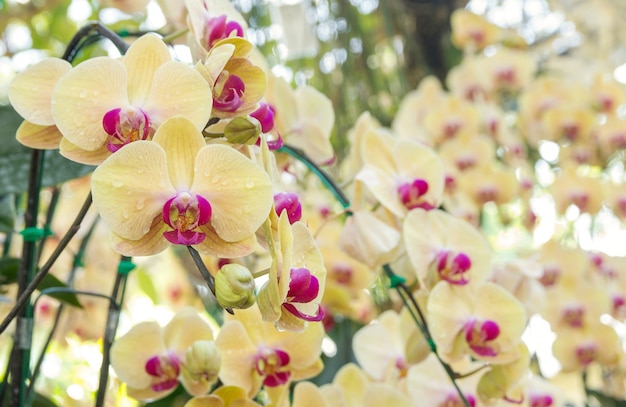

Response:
(7, 0), (626, 406)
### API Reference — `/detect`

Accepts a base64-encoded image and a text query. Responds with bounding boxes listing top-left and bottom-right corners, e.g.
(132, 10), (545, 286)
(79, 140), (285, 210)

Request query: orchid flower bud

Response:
(183, 340), (221, 388)
(215, 263), (256, 309)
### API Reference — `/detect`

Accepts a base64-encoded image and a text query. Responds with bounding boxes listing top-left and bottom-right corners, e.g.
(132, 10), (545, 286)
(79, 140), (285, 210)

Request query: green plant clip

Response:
(20, 227), (44, 242)
(388, 274), (406, 288)
(117, 260), (136, 275)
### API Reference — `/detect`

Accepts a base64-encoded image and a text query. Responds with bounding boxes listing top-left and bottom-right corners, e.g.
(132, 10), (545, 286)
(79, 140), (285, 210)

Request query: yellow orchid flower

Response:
(91, 116), (273, 257)
(476, 343), (530, 404)
(184, 386), (262, 407)
(450, 9), (503, 51)
(352, 309), (427, 382)
(552, 322), (621, 373)
(257, 212), (326, 332)
(406, 354), (484, 406)
(265, 74), (336, 164)
(315, 363), (413, 407)
(403, 209), (492, 289)
(195, 37), (266, 119)
(427, 281), (527, 364)
(215, 304), (325, 398)
(355, 131), (445, 217)
(548, 167), (604, 216)
(185, 0), (249, 61)
(110, 307), (216, 401)
(49, 34), (212, 165)
(422, 95), (482, 147)
(9, 58), (71, 150)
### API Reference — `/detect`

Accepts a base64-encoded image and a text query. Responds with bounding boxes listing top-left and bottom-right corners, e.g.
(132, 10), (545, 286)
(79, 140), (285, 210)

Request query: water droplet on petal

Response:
(245, 179), (254, 188)
(112, 180), (123, 188)
(211, 175), (220, 183)
(136, 199), (145, 210)
(220, 180), (228, 186)
(79, 90), (87, 98)
(122, 210), (129, 219)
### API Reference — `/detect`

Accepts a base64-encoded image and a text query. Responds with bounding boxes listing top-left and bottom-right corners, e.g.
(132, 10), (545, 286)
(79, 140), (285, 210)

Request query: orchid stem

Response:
(278, 144), (350, 209)
(95, 257), (131, 407)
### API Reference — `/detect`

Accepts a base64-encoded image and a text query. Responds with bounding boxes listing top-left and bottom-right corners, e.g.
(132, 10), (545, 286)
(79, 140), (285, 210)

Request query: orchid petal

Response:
(293, 382), (331, 407)
(215, 320), (259, 395)
(109, 220), (170, 257)
(92, 140), (175, 240)
(195, 223), (257, 258)
(59, 137), (111, 165)
(16, 122), (63, 150)
(192, 145), (272, 242)
(143, 61), (213, 130)
(123, 34), (172, 106)
(152, 117), (206, 190)
(9, 58), (71, 126)
(163, 307), (214, 353)
(52, 57), (127, 151)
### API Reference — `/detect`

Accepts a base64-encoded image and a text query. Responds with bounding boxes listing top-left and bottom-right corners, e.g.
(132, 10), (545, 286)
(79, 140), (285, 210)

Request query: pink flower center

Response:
(332, 263), (353, 285)
(439, 393), (477, 407)
(254, 348), (291, 387)
(103, 107), (152, 152)
(251, 102), (276, 133)
(539, 265), (560, 287)
(434, 250), (472, 285)
(464, 319), (500, 357)
(530, 394), (554, 407)
(205, 15), (244, 49)
(162, 192), (212, 245)
(575, 342), (598, 366)
(274, 192), (302, 224)
(145, 352), (181, 392)
(398, 178), (434, 210)
(569, 191), (589, 211)
(561, 304), (585, 328)
(213, 72), (245, 112)
(282, 268), (325, 322)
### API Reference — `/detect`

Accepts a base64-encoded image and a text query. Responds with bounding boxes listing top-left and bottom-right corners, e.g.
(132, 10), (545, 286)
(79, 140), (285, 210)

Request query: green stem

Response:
(278, 144), (350, 209)
(36, 186), (60, 261)
(9, 149), (44, 407)
(95, 257), (131, 407)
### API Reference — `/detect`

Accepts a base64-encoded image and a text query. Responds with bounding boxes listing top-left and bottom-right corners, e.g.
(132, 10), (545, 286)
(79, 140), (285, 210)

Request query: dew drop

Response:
(220, 180), (228, 186)
(211, 175), (220, 183)
(143, 226), (150, 234)
(79, 90), (87, 98)
(245, 179), (254, 189)
(112, 180), (123, 188)
(122, 210), (129, 219)
(136, 199), (145, 210)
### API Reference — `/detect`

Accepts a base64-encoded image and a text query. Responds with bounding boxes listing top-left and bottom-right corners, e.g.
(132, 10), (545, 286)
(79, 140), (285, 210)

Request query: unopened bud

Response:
(224, 116), (261, 144)
(183, 340), (221, 386)
(215, 263), (256, 309)
(274, 192), (302, 224)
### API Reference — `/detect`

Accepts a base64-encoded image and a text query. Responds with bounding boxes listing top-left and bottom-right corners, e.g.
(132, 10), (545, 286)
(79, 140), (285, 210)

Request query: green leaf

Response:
(31, 392), (58, 407)
(136, 268), (159, 304)
(0, 256), (20, 285)
(0, 257), (82, 308)
(0, 105), (95, 195)
(143, 385), (190, 407)
(0, 194), (16, 233)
